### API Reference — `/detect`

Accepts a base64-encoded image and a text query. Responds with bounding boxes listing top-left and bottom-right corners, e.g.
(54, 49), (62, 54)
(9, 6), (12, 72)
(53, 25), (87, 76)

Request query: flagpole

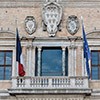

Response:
(81, 16), (91, 79)
(81, 16), (86, 77)
(15, 19), (26, 77)
(15, 18), (18, 76)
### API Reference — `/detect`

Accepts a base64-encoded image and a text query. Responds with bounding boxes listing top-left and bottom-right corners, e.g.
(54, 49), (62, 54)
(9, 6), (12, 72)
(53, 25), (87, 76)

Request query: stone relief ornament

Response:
(42, 2), (62, 37)
(66, 15), (80, 35)
(25, 16), (36, 35)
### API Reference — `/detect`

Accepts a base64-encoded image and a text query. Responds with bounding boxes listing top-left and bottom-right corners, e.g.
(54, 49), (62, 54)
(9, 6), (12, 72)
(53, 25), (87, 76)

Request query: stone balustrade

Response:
(9, 76), (91, 94)
(11, 76), (89, 89)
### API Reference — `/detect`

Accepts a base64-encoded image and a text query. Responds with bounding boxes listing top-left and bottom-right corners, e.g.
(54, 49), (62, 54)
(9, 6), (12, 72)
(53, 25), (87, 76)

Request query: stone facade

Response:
(0, 0), (100, 100)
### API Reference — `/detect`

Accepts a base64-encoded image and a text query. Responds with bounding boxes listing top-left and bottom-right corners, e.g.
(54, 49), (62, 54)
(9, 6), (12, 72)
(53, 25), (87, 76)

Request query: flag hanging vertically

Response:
(82, 21), (91, 79)
(16, 28), (25, 76)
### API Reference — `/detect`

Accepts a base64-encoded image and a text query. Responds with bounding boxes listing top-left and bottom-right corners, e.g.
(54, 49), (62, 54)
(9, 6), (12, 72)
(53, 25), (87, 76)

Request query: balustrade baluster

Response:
(13, 76), (89, 89)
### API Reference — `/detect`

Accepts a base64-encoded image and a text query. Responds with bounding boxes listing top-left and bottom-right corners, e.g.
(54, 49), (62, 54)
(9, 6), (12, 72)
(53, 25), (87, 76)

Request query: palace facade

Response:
(0, 0), (100, 100)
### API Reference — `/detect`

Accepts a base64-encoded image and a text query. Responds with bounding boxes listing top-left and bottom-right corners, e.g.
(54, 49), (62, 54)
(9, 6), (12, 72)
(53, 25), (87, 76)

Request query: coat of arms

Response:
(66, 15), (80, 35)
(25, 16), (36, 35)
(42, 2), (62, 37)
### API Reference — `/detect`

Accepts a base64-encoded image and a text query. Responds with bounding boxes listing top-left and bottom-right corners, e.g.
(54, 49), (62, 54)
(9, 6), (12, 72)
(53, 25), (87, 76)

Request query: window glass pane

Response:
(6, 52), (12, 65)
(0, 67), (4, 80)
(92, 52), (98, 65)
(41, 48), (62, 76)
(92, 67), (98, 80)
(0, 52), (4, 65)
(5, 67), (11, 80)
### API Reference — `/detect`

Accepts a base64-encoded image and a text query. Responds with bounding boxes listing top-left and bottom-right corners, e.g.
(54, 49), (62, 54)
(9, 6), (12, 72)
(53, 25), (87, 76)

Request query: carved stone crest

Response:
(25, 16), (36, 35)
(66, 15), (80, 35)
(42, 2), (62, 37)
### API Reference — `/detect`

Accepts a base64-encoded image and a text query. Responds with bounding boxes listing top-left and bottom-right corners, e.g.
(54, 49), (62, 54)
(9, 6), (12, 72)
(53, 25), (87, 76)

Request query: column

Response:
(62, 46), (66, 76)
(69, 44), (77, 76)
(26, 39), (33, 76)
(37, 47), (42, 76)
(22, 46), (27, 75)
(26, 46), (29, 76)
(77, 46), (83, 76)
(81, 46), (86, 76)
(12, 48), (18, 77)
(32, 46), (36, 76)
(28, 46), (33, 76)
(68, 46), (71, 76)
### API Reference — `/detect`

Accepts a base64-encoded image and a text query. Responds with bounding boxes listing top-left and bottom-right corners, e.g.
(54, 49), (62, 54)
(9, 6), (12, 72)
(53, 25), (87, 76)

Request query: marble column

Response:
(62, 46), (66, 76)
(32, 46), (36, 76)
(37, 47), (42, 76)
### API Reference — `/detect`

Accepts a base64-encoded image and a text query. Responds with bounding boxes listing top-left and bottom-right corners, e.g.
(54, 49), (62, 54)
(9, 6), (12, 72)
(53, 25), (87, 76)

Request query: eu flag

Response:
(82, 22), (91, 79)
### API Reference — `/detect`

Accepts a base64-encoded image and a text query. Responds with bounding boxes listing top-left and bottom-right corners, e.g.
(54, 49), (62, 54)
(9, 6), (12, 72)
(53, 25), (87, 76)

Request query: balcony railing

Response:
(9, 76), (91, 94)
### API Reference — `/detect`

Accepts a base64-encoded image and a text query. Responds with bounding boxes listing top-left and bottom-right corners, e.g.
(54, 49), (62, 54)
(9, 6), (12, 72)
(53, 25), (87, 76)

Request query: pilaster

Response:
(68, 36), (78, 76)
(26, 39), (33, 76)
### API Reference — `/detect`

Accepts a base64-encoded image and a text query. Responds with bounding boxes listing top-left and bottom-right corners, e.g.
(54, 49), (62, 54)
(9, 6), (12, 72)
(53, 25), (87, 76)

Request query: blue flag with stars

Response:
(82, 22), (91, 79)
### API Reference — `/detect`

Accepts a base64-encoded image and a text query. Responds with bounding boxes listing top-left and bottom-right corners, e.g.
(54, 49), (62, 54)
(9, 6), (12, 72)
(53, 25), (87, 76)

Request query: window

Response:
(35, 47), (68, 76)
(0, 51), (12, 80)
(91, 51), (100, 80)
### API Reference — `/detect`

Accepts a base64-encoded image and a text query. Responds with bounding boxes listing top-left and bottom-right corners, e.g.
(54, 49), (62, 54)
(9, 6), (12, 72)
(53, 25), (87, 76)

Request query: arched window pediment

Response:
(87, 30), (100, 38)
(0, 30), (15, 38)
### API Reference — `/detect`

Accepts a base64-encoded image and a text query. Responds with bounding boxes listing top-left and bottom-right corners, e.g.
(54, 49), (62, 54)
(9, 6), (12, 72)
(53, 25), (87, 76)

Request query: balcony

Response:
(8, 76), (91, 94)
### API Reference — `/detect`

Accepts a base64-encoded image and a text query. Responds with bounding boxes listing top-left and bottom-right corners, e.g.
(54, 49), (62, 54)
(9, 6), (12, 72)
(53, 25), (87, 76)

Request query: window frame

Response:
(91, 50), (100, 80)
(0, 50), (12, 80)
(35, 46), (68, 76)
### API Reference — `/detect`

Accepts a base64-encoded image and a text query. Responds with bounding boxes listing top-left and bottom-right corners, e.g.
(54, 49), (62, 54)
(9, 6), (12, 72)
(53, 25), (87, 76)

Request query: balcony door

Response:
(35, 47), (68, 76)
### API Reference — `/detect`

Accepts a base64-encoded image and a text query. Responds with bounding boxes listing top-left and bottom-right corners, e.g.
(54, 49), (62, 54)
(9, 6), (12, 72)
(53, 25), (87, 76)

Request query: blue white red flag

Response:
(16, 28), (25, 76)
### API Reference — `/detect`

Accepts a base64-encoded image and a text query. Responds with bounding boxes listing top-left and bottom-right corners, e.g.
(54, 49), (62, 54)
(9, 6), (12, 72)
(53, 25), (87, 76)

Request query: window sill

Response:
(0, 80), (11, 82)
(90, 80), (100, 82)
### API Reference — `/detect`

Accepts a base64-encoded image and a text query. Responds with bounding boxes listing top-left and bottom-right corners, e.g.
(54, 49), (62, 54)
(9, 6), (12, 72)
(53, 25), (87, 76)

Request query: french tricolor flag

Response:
(16, 28), (25, 76)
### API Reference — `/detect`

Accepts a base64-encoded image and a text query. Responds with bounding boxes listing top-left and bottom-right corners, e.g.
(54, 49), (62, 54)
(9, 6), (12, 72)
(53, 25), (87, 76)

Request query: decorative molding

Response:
(0, 1), (100, 8)
(67, 36), (79, 42)
(61, 46), (66, 51)
(0, 0), (100, 2)
(42, 2), (62, 37)
(0, 28), (15, 35)
(68, 36), (78, 49)
(69, 44), (77, 49)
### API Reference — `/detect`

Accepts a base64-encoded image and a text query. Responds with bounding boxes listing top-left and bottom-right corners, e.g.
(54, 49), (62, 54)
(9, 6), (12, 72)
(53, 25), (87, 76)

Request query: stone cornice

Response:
(1, 0), (100, 2)
(33, 36), (82, 42)
(0, 0), (100, 8)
